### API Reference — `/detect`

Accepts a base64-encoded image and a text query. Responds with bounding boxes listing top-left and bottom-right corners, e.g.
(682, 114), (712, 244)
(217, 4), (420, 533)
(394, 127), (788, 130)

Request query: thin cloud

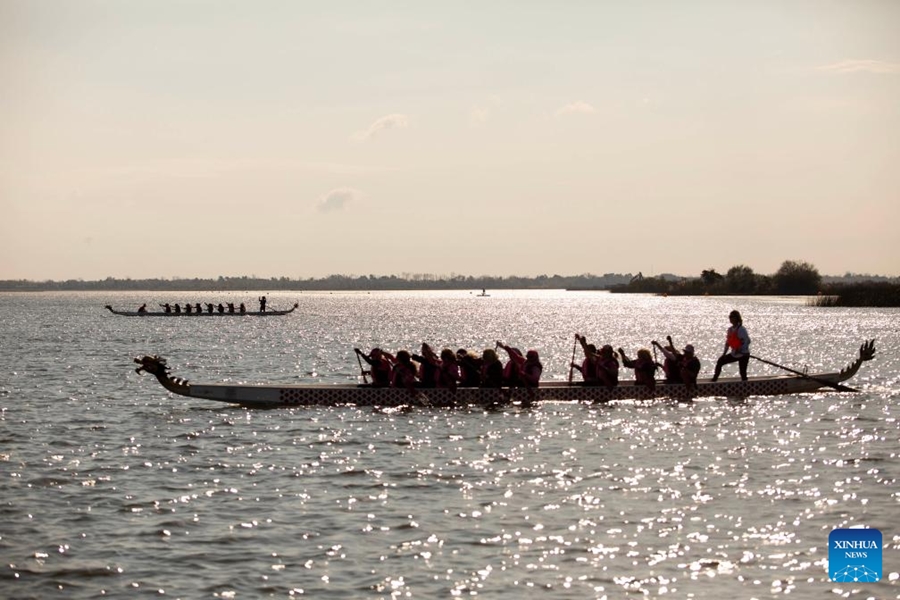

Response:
(68, 159), (396, 182)
(351, 114), (409, 142)
(817, 60), (900, 74)
(470, 106), (490, 124)
(555, 101), (596, 118)
(470, 96), (503, 124)
(317, 187), (362, 213)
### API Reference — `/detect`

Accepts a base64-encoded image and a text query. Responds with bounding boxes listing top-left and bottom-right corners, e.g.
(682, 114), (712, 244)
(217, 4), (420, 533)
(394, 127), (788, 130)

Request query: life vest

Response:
(727, 328), (742, 350)
(370, 359), (392, 386)
(481, 361), (504, 387)
(391, 363), (416, 388)
(663, 357), (682, 383)
(502, 360), (519, 383)
(438, 362), (460, 388)
(597, 357), (619, 385)
(582, 357), (598, 382)
(522, 360), (543, 386)
(682, 356), (701, 381)
(634, 357), (656, 386)
(416, 358), (439, 387)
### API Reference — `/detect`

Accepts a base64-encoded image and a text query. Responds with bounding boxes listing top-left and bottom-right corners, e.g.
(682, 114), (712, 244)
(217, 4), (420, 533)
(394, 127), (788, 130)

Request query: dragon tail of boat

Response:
(837, 339), (876, 383)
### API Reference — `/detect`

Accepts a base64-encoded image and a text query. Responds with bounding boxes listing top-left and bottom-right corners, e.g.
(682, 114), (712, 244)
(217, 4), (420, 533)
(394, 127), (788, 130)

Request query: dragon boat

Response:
(133, 340), (875, 408)
(106, 303), (299, 317)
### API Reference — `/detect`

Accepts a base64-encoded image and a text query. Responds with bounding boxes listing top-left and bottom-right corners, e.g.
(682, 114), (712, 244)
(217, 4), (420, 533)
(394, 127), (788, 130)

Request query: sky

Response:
(2, 1), (899, 281)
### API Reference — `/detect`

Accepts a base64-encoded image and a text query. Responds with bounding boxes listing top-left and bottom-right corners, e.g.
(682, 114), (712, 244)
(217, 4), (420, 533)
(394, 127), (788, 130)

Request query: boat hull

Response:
(186, 375), (841, 408)
(106, 303), (298, 317)
(133, 340), (874, 408)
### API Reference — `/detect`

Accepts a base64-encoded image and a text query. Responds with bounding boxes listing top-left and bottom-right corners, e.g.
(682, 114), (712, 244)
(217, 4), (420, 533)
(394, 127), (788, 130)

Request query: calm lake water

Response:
(1, 290), (898, 599)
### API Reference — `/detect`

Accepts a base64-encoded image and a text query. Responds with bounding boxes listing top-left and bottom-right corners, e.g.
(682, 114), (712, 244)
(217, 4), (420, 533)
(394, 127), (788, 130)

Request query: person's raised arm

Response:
(575, 334), (590, 355)
(355, 348), (375, 366)
(652, 340), (676, 362)
(497, 342), (524, 364)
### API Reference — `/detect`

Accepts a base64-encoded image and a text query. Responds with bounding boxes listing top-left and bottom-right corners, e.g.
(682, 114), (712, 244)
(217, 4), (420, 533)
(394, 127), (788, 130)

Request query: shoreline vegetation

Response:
(1, 260), (897, 306)
(604, 260), (899, 307)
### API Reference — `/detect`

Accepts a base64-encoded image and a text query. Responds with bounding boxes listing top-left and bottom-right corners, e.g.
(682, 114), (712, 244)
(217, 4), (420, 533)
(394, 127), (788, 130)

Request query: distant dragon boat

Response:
(133, 340), (875, 408)
(106, 303), (299, 317)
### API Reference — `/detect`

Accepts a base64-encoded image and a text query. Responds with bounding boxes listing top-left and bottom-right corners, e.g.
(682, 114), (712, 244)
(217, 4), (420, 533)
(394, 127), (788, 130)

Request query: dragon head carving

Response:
(135, 355), (168, 376)
(134, 355), (191, 393)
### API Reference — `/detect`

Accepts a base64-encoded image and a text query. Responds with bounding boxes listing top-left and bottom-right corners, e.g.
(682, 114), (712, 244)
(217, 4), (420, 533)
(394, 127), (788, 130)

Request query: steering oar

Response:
(749, 355), (858, 393)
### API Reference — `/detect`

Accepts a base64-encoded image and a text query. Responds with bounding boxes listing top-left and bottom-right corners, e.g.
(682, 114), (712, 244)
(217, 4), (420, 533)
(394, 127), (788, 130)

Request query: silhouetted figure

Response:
(437, 348), (462, 391)
(652, 336), (681, 384)
(653, 337), (701, 387)
(712, 310), (751, 381)
(390, 350), (419, 391)
(572, 334), (601, 385)
(412, 343), (440, 388)
(619, 347), (657, 388)
(479, 348), (504, 388)
(497, 342), (543, 388)
(355, 348), (396, 387)
(595, 345), (620, 387)
(456, 349), (482, 387)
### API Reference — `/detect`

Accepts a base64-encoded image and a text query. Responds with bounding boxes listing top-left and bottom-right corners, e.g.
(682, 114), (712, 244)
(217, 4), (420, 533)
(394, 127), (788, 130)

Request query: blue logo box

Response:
(829, 528), (882, 582)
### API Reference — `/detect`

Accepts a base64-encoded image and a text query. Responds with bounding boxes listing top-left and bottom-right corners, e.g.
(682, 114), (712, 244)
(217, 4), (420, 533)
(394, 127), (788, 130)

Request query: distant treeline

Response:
(2, 262), (897, 306)
(0, 273), (635, 292)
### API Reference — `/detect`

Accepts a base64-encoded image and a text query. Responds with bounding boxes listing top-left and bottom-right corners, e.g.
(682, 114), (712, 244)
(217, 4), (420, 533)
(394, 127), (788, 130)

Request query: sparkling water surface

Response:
(1, 290), (898, 599)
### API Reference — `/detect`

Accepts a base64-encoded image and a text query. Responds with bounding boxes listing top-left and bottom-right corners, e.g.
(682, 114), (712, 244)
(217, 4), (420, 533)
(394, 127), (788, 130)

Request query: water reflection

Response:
(0, 291), (897, 598)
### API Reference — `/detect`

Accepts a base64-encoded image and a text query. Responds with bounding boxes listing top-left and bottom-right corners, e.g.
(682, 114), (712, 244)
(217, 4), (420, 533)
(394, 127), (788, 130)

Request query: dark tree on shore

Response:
(701, 269), (724, 286)
(774, 260), (822, 295)
(725, 265), (758, 294)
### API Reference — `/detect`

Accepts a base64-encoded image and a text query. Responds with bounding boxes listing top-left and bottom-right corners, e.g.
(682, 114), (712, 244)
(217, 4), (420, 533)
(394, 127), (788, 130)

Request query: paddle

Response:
(749, 355), (858, 393)
(355, 350), (369, 384)
(414, 390), (433, 408)
(568, 334), (578, 384)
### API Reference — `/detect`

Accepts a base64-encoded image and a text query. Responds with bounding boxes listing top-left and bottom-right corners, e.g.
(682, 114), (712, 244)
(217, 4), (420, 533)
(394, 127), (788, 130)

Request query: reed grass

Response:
(807, 282), (900, 307)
